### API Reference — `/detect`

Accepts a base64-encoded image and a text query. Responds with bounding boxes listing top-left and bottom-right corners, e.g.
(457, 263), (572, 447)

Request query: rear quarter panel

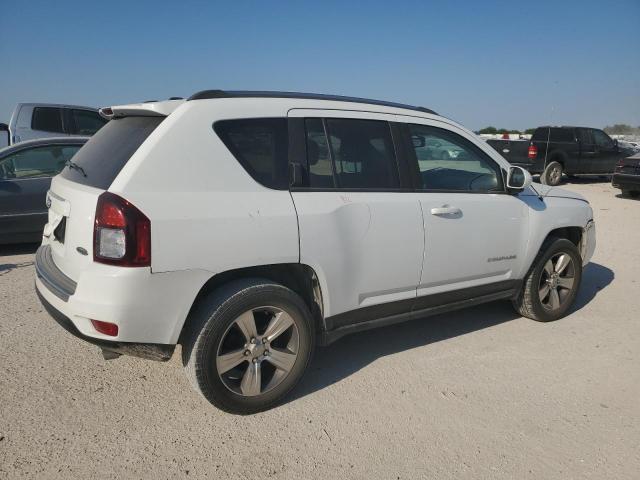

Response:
(108, 100), (300, 275)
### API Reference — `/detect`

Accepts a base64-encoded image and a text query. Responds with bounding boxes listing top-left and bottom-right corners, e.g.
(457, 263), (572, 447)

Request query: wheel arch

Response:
(177, 263), (326, 345)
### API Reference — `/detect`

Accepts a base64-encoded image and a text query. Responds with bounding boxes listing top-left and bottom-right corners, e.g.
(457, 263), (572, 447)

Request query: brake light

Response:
(615, 159), (624, 172)
(528, 145), (538, 159)
(94, 192), (151, 267)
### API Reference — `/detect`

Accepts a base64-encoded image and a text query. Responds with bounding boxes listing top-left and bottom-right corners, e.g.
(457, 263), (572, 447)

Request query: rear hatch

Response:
(44, 115), (164, 281)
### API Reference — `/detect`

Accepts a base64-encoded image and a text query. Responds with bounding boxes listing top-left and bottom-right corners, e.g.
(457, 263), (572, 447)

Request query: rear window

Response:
(32, 107), (64, 133)
(214, 118), (288, 189)
(60, 116), (163, 189)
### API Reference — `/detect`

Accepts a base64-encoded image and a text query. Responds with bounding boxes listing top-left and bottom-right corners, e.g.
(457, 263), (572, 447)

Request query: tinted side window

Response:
(592, 129), (614, 148)
(531, 128), (548, 142)
(71, 109), (107, 135)
(550, 128), (574, 142)
(323, 118), (399, 189)
(214, 118), (288, 189)
(31, 107), (63, 133)
(408, 124), (502, 192)
(0, 145), (81, 180)
(577, 128), (593, 144)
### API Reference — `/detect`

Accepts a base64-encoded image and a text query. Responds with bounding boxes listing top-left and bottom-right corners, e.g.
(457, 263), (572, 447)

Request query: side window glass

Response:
(71, 109), (107, 135)
(214, 118), (288, 189)
(325, 118), (399, 189)
(304, 119), (334, 188)
(409, 124), (502, 192)
(592, 129), (613, 148)
(577, 129), (592, 145)
(0, 145), (81, 180)
(32, 107), (64, 133)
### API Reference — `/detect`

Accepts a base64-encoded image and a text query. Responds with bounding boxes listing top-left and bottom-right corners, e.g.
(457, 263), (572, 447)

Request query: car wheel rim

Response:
(550, 167), (561, 184)
(539, 253), (575, 311)
(216, 306), (299, 397)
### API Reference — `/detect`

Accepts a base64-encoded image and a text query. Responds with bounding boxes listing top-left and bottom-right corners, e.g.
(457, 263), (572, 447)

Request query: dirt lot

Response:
(1, 180), (638, 479)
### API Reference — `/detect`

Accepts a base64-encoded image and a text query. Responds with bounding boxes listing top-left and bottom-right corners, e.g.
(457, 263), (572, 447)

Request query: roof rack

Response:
(187, 90), (438, 116)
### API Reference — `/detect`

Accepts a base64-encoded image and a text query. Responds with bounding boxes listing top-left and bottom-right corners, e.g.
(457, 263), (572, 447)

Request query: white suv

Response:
(35, 91), (596, 414)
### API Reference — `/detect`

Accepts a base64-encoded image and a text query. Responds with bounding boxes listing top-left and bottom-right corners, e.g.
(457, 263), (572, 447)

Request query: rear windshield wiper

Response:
(65, 160), (87, 177)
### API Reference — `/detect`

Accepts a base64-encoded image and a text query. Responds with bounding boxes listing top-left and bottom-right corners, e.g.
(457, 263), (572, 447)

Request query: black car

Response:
(612, 152), (640, 197)
(0, 137), (88, 244)
(487, 126), (636, 186)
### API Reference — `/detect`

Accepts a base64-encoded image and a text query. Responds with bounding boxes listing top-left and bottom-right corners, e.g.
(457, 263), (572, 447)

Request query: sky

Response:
(1, 0), (639, 131)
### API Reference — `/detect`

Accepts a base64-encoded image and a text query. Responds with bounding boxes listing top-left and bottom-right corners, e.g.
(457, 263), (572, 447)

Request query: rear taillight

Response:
(615, 159), (624, 172)
(528, 144), (538, 159)
(94, 192), (151, 267)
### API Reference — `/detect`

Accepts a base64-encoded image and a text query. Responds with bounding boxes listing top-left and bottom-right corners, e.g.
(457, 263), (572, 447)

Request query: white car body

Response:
(35, 92), (596, 358)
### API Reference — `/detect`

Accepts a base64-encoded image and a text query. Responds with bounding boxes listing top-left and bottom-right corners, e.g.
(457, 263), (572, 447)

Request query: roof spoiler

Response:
(98, 99), (185, 119)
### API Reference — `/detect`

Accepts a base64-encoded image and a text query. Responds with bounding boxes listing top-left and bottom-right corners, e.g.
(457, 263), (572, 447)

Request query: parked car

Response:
(0, 137), (88, 244)
(612, 152), (640, 197)
(7, 103), (107, 145)
(487, 126), (636, 186)
(34, 91), (596, 414)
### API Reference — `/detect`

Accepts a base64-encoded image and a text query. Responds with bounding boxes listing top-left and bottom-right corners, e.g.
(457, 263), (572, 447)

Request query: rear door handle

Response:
(430, 205), (461, 216)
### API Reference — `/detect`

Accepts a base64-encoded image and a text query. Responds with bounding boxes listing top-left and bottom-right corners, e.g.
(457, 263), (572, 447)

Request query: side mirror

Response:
(506, 166), (532, 193)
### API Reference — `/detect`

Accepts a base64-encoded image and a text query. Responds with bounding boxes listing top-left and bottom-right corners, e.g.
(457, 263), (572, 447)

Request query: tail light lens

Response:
(91, 319), (119, 336)
(94, 192), (151, 267)
(615, 159), (624, 172)
(528, 145), (538, 159)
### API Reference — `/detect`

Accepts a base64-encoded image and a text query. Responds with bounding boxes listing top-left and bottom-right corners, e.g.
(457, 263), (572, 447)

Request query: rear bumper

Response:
(34, 244), (211, 347)
(36, 288), (174, 361)
(612, 173), (640, 189)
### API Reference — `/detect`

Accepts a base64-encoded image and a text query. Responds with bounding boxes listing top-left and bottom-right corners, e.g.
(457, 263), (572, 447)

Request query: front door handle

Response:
(430, 205), (462, 216)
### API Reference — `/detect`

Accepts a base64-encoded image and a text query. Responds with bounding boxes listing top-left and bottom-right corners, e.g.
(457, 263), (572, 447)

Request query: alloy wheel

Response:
(216, 307), (299, 396)
(539, 253), (575, 311)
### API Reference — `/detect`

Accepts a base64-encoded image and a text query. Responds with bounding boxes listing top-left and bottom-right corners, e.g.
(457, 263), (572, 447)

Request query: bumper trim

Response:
(35, 245), (76, 302)
(36, 287), (175, 361)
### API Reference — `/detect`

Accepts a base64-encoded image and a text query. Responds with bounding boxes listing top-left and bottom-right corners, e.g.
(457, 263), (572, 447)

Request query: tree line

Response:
(477, 124), (640, 135)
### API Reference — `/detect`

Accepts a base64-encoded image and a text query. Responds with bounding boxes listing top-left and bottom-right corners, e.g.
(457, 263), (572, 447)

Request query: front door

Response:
(288, 110), (424, 323)
(398, 118), (529, 299)
(592, 129), (621, 173)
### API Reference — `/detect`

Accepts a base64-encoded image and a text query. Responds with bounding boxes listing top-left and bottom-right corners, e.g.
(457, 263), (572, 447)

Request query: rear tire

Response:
(541, 161), (563, 186)
(512, 237), (582, 322)
(182, 278), (315, 414)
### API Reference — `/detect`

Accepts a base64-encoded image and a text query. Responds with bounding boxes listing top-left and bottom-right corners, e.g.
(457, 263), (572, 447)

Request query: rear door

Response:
(0, 143), (81, 240)
(397, 116), (529, 298)
(577, 128), (597, 173)
(288, 109), (424, 322)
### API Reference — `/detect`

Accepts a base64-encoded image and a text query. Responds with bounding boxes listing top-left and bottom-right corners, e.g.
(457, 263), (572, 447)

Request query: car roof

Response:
(15, 103), (99, 111)
(187, 90), (438, 116)
(0, 137), (89, 157)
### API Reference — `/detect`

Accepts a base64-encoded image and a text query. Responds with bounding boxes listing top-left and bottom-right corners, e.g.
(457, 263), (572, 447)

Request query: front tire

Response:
(512, 237), (582, 322)
(541, 161), (564, 186)
(182, 279), (315, 414)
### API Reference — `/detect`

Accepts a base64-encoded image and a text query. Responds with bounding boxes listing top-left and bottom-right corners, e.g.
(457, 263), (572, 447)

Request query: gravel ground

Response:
(1, 180), (638, 479)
